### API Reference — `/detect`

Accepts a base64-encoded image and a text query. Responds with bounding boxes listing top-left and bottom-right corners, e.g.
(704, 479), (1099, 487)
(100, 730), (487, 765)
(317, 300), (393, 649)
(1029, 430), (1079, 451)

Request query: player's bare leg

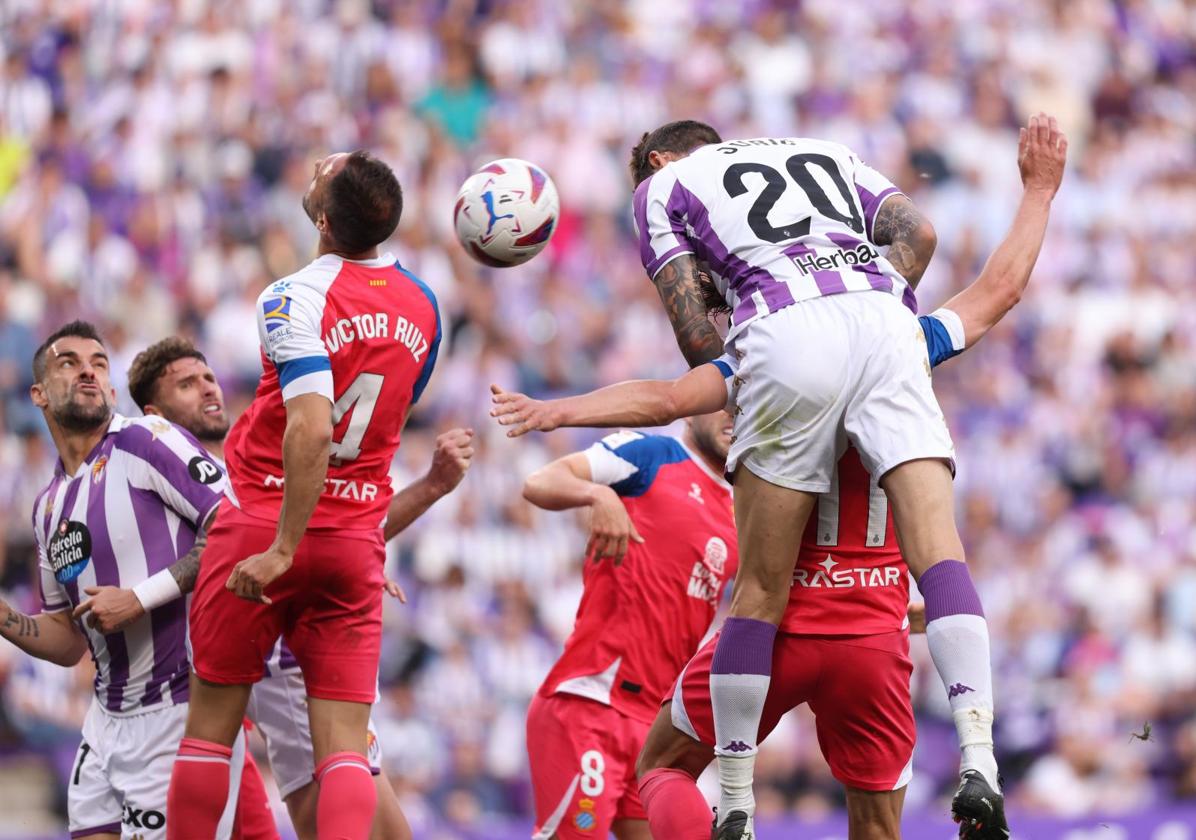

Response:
(167, 677), (253, 839)
(371, 771), (413, 840)
(709, 467), (816, 836)
(844, 787), (905, 840)
(308, 696), (378, 839)
(636, 703), (716, 840)
(611, 818), (653, 840)
(282, 784), (318, 840)
(882, 459), (1008, 838)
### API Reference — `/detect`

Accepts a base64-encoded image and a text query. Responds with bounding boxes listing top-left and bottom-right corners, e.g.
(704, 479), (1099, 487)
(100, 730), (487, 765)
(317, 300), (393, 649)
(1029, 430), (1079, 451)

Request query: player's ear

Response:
(647, 150), (669, 171)
(29, 382), (47, 409)
(142, 404), (162, 417)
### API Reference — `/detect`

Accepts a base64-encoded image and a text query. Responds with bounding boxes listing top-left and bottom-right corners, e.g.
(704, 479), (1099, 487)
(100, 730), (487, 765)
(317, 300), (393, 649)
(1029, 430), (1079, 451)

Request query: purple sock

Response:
(918, 559), (984, 621)
(710, 617), (776, 759)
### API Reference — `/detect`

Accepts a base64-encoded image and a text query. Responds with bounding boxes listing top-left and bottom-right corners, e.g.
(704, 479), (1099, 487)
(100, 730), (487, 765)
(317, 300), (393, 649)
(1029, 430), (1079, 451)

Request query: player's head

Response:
(629, 120), (722, 186)
(302, 150), (403, 254)
(684, 409), (733, 464)
(30, 320), (115, 433)
(127, 337), (229, 443)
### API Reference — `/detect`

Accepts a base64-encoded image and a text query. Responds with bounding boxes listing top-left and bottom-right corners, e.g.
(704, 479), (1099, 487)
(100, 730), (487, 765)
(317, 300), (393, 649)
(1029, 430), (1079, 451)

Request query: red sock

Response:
(315, 751), (377, 840)
(167, 737), (233, 840)
(234, 750), (280, 840)
(638, 768), (712, 840)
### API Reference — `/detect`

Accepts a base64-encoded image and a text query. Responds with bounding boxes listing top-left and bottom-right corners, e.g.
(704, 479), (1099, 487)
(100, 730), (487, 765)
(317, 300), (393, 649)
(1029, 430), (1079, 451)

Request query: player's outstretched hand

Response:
(586, 485), (645, 565)
(427, 427), (474, 495)
(226, 546), (293, 604)
(72, 586), (145, 634)
(490, 384), (560, 437)
(1018, 112), (1068, 197)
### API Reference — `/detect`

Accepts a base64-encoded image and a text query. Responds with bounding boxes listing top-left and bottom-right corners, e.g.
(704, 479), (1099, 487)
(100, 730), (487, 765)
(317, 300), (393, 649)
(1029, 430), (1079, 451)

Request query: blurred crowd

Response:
(0, 0), (1194, 833)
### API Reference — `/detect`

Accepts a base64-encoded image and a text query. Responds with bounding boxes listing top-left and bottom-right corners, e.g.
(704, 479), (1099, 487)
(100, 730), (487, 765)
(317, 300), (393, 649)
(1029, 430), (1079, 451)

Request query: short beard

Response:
(193, 417), (230, 444)
(55, 400), (112, 433)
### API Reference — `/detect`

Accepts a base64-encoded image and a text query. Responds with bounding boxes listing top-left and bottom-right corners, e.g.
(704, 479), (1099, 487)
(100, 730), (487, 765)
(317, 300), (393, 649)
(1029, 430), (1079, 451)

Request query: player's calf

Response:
(882, 460), (1000, 793)
(844, 786), (904, 840)
(636, 705), (714, 840)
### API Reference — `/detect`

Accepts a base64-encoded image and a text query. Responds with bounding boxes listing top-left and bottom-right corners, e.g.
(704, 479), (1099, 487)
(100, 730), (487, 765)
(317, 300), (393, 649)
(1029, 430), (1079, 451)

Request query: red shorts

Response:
(190, 500), (384, 703)
(671, 630), (915, 791)
(526, 692), (651, 839)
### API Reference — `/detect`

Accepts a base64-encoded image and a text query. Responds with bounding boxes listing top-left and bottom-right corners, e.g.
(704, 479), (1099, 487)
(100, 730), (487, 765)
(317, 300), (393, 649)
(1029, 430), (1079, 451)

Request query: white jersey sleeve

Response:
(583, 431), (645, 486)
(257, 281), (334, 402)
(120, 417), (227, 528)
(34, 518), (69, 613)
(851, 156), (904, 240)
(633, 168), (695, 280)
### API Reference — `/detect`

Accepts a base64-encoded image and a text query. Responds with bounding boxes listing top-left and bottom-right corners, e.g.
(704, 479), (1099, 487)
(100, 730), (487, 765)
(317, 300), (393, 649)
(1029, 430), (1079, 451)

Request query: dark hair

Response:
(325, 150), (403, 253)
(126, 337), (208, 411)
(32, 320), (105, 382)
(628, 120), (722, 186)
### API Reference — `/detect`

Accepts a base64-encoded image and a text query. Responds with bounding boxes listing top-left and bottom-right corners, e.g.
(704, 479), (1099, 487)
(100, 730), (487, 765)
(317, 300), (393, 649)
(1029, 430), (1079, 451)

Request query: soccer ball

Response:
(453, 158), (559, 267)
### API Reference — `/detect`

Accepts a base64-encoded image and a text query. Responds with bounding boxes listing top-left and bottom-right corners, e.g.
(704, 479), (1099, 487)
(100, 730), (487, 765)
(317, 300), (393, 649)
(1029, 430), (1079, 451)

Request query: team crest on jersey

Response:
(90, 456), (108, 484)
(262, 296), (293, 333)
(147, 418), (172, 440)
(49, 520), (91, 584)
(573, 798), (597, 832)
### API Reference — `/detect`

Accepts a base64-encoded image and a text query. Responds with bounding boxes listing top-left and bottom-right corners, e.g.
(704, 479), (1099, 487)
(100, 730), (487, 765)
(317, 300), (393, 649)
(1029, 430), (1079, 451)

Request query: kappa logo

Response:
(722, 741), (751, 753)
(688, 483), (704, 504)
(947, 683), (975, 699)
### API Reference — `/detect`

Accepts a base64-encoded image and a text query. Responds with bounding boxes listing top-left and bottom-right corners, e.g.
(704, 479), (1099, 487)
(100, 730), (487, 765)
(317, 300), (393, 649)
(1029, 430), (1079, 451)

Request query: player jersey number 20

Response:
(330, 372), (384, 462)
(723, 153), (864, 243)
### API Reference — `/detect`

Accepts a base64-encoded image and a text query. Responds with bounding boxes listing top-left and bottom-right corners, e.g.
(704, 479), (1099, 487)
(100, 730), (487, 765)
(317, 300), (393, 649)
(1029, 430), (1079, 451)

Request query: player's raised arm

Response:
(490, 362), (728, 437)
(871, 195), (938, 288)
(938, 113), (1067, 348)
(523, 452), (643, 563)
(382, 427), (474, 541)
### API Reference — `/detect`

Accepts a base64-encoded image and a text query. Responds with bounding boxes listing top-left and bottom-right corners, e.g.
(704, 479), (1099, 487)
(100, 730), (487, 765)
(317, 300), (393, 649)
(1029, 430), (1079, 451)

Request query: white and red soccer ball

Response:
(453, 158), (559, 267)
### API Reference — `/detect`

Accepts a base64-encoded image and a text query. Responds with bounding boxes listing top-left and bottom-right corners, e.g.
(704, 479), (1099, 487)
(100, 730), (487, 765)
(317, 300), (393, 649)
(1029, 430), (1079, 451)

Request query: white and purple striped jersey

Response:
(32, 415), (226, 715)
(634, 138), (914, 340)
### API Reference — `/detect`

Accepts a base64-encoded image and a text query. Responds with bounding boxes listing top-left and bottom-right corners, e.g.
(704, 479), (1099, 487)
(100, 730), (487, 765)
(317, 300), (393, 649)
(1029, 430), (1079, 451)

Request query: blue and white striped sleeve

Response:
(920, 308), (967, 369)
(257, 283), (333, 402)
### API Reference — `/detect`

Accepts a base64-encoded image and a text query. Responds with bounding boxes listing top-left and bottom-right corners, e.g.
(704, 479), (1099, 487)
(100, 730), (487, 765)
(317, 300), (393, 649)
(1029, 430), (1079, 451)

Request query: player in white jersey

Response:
(0, 321), (248, 840)
(126, 336), (474, 840)
(628, 115), (1066, 840)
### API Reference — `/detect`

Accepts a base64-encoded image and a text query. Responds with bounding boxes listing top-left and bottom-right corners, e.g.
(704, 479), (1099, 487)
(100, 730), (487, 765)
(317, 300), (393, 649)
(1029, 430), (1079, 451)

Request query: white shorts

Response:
(69, 700), (245, 839)
(246, 668), (384, 799)
(726, 292), (954, 492)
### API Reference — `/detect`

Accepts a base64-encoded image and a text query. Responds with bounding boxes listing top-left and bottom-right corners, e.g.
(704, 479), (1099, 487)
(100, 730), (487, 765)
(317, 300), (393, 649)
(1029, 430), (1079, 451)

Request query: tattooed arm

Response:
(872, 195), (937, 289)
(653, 254), (725, 367)
(0, 600), (87, 666)
(166, 507), (217, 594)
(71, 507), (218, 636)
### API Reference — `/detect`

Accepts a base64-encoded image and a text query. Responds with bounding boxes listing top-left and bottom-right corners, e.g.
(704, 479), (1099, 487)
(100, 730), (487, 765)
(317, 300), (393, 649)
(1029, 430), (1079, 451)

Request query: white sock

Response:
(710, 672), (770, 822)
(925, 613), (1000, 790)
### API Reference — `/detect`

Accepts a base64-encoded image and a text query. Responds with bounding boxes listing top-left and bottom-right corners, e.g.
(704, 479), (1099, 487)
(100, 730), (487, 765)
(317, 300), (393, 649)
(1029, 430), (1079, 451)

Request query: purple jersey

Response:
(32, 415), (226, 715)
(634, 137), (914, 340)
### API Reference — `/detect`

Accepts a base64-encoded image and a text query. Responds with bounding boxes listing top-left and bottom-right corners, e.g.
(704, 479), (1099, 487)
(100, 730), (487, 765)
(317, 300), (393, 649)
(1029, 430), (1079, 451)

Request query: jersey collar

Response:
(316, 251), (396, 268)
(55, 413), (128, 478)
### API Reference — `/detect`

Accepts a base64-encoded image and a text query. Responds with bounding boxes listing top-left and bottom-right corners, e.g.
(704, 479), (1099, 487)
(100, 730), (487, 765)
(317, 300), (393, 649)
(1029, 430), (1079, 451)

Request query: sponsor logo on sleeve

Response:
(262, 296), (293, 334)
(187, 456), (222, 485)
(49, 520), (91, 584)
